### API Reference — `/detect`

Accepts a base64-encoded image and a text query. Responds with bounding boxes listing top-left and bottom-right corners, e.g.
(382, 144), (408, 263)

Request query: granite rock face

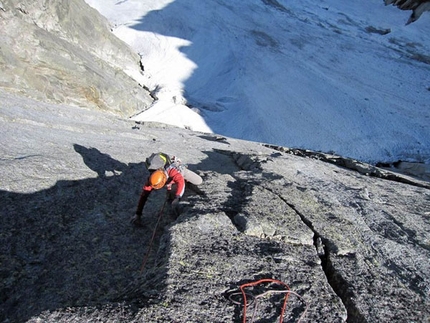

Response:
(0, 90), (429, 323)
(0, 1), (429, 322)
(0, 0), (152, 116)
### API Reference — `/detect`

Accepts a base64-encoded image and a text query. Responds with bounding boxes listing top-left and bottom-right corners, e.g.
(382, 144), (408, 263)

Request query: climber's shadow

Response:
(0, 144), (172, 323)
(73, 144), (127, 178)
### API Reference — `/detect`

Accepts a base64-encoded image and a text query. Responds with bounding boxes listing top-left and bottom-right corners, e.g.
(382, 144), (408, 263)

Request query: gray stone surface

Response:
(0, 0), (152, 116)
(1, 89), (429, 322)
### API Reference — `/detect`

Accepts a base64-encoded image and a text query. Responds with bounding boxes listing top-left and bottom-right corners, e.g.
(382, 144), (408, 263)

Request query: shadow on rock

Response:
(73, 144), (128, 178)
(0, 145), (171, 322)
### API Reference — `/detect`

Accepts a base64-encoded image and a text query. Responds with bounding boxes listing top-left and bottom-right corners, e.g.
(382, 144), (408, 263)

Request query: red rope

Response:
(140, 199), (167, 272)
(239, 279), (291, 323)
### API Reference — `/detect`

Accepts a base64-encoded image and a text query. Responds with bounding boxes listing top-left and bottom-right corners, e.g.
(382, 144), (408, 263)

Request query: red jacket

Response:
(143, 165), (185, 197)
(136, 165), (185, 216)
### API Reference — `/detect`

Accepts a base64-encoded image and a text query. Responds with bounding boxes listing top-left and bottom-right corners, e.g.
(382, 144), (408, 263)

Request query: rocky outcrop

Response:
(0, 0), (152, 116)
(1, 89), (429, 323)
(384, 0), (430, 24)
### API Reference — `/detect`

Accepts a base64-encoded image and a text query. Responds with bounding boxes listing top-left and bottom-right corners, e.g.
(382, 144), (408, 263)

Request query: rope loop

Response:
(230, 278), (308, 323)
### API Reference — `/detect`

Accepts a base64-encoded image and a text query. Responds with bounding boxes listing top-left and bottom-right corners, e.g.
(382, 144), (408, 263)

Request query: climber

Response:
(131, 153), (203, 226)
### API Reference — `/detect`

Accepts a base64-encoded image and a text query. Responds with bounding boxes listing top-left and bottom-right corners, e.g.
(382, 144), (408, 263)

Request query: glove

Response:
(130, 213), (143, 227)
(171, 197), (181, 217)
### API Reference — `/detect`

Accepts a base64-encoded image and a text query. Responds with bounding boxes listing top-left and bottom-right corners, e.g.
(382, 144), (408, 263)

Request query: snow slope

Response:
(85, 0), (430, 164)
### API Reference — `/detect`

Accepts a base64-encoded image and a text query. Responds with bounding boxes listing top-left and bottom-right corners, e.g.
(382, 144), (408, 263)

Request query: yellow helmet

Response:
(149, 169), (167, 189)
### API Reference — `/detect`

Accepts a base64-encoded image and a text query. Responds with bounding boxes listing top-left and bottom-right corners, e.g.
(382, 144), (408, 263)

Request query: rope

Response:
(232, 278), (308, 323)
(140, 199), (168, 272)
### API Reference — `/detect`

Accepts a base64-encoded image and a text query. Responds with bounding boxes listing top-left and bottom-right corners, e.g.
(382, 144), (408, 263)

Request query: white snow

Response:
(85, 0), (430, 164)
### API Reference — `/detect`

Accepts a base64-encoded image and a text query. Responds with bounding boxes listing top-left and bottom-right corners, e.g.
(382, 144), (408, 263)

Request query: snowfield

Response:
(85, 0), (430, 164)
